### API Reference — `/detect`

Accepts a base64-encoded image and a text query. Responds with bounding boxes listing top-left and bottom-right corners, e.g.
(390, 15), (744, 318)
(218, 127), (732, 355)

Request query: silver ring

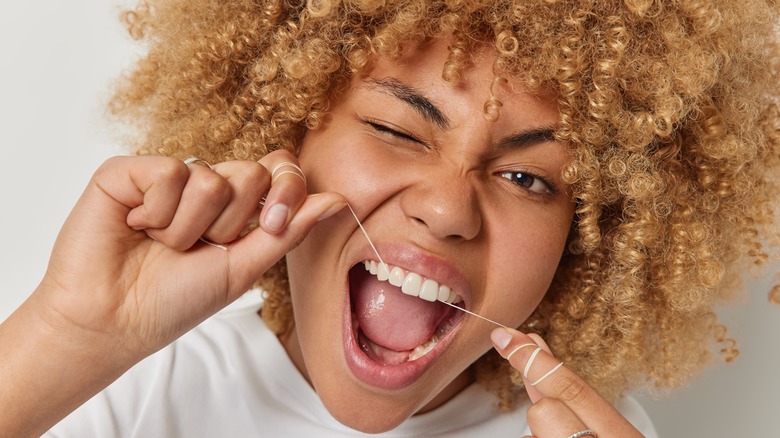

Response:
(568, 430), (597, 438)
(183, 156), (212, 169)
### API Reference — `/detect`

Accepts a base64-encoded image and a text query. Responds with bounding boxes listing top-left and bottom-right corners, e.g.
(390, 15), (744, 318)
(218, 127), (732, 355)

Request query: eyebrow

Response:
(496, 127), (558, 150)
(366, 77), (559, 150)
(367, 78), (451, 129)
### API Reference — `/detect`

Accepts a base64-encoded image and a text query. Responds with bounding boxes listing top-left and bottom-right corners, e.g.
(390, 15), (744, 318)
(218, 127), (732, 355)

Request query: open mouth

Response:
(345, 259), (465, 387)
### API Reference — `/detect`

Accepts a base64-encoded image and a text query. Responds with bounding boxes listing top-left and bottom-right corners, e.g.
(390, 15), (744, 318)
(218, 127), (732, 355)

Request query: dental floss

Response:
(440, 301), (509, 329)
(347, 204), (389, 272)
(201, 194), (512, 329)
(506, 343), (537, 362)
(199, 239), (228, 251)
(530, 361), (564, 386)
(347, 203), (510, 329)
(523, 347), (543, 379)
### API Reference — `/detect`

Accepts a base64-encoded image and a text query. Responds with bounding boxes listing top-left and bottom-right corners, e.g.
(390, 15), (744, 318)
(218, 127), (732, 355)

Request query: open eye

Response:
(499, 171), (555, 195)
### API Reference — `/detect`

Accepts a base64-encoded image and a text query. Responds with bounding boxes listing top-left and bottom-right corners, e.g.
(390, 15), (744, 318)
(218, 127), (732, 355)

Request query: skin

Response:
(491, 329), (642, 437)
(0, 151), (347, 436)
(0, 37), (642, 438)
(284, 38), (576, 432)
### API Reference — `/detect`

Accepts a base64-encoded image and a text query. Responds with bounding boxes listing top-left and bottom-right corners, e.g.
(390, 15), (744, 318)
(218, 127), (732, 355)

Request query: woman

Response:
(2, 0), (778, 436)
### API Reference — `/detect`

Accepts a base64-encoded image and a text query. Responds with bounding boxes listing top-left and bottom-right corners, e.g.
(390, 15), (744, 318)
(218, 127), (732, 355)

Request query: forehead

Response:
(353, 38), (560, 129)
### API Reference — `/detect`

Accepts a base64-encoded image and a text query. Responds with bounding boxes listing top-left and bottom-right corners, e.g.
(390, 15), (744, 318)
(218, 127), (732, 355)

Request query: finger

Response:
(201, 160), (269, 243)
(523, 333), (552, 402)
(223, 191), (347, 295)
(144, 163), (231, 250)
(257, 150), (308, 234)
(61, 156), (191, 273)
(491, 327), (640, 436)
(527, 398), (589, 438)
(93, 156), (189, 230)
(491, 330), (562, 402)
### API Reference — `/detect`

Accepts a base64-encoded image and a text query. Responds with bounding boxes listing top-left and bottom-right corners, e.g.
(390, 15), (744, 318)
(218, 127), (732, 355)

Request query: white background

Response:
(0, 1), (778, 436)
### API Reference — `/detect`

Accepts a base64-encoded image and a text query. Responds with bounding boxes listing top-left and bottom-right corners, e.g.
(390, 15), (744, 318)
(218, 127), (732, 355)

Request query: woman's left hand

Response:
(491, 328), (644, 438)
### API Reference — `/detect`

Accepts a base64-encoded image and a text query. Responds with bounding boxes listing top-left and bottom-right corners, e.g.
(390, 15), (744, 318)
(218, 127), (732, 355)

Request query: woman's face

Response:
(284, 38), (575, 433)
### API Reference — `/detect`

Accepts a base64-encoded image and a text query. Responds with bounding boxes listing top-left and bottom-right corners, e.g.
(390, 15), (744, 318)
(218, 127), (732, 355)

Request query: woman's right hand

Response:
(0, 151), (345, 436)
(40, 151), (344, 359)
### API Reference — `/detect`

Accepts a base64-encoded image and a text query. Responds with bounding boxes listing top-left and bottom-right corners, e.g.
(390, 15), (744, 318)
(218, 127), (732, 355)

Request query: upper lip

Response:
(348, 241), (472, 309)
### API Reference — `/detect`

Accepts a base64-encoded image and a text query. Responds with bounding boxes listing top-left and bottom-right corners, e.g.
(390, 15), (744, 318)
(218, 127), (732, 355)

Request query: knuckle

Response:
(101, 155), (124, 169)
(237, 163), (269, 194)
(194, 173), (231, 200)
(94, 156), (125, 180)
(527, 397), (565, 421)
(245, 161), (269, 182)
(268, 148), (297, 162)
(154, 157), (189, 182)
(553, 375), (588, 404)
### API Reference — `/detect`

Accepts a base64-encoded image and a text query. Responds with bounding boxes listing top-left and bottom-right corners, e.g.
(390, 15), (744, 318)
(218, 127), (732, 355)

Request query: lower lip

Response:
(341, 289), (462, 390)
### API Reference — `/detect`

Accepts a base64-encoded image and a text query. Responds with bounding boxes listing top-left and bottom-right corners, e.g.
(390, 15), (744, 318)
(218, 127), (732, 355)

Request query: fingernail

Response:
(317, 202), (347, 221)
(491, 328), (513, 350)
(264, 203), (289, 232)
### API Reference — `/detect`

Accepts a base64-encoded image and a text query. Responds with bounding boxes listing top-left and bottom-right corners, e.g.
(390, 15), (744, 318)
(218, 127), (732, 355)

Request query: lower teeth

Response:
(408, 317), (455, 361)
(408, 335), (439, 361)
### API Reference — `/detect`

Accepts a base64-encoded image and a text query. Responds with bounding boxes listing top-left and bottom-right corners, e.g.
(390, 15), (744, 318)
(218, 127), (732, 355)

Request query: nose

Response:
(399, 169), (482, 241)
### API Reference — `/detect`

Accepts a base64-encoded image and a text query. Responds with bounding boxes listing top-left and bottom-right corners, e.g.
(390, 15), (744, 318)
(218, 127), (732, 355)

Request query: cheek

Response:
(299, 126), (416, 206)
(299, 129), (362, 194)
(484, 211), (573, 324)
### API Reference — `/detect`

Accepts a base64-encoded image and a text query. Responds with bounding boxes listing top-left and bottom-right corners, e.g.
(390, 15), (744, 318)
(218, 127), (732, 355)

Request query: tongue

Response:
(350, 266), (448, 352)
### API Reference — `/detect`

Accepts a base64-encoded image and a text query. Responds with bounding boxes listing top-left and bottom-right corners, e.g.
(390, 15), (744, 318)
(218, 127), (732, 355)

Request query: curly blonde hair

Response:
(111, 0), (780, 408)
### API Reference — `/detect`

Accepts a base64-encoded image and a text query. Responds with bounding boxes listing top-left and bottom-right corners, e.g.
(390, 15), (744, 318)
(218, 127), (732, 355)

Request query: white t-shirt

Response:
(46, 291), (658, 437)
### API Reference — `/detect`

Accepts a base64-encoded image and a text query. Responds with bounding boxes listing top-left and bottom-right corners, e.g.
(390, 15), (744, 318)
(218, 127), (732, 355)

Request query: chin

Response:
(324, 392), (424, 434)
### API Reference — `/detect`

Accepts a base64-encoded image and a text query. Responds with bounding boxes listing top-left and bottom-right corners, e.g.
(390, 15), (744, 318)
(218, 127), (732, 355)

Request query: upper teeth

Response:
(363, 260), (462, 304)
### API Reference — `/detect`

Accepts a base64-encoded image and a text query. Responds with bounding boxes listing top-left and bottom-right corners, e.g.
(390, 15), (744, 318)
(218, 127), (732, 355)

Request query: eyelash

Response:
(498, 171), (558, 197)
(362, 118), (558, 197)
(363, 119), (422, 144)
